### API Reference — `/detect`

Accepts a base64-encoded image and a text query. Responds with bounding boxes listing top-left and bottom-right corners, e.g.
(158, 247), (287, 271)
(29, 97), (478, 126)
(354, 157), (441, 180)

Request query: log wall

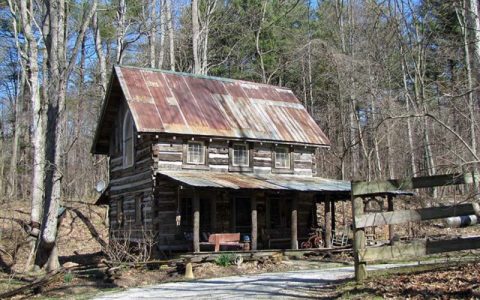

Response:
(107, 128), (320, 248)
(151, 137), (317, 176)
(108, 104), (155, 241)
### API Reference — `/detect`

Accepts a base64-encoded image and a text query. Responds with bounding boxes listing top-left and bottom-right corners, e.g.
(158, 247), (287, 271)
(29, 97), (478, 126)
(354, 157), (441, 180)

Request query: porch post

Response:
(331, 198), (336, 234)
(324, 195), (332, 248)
(193, 189), (200, 253)
(291, 197), (298, 250)
(251, 196), (258, 250)
(387, 195), (394, 244)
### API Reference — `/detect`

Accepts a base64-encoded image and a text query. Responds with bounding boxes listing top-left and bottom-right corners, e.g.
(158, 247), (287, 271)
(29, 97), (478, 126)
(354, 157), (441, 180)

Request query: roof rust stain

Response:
(156, 171), (351, 192)
(115, 66), (330, 146)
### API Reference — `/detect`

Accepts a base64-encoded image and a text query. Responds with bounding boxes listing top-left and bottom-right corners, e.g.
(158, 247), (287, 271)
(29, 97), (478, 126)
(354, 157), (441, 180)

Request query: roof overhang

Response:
(156, 171), (351, 193)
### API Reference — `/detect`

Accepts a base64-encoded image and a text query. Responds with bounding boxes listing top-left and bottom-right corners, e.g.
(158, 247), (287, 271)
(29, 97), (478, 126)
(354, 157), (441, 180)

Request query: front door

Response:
(233, 197), (251, 235)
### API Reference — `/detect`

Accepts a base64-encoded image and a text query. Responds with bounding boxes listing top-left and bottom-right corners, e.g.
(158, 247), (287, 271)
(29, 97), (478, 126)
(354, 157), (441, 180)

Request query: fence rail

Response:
(352, 172), (480, 282)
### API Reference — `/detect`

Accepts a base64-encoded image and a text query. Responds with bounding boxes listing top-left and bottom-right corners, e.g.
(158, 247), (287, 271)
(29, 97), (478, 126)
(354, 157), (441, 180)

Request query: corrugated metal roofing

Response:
(156, 171), (351, 192)
(113, 66), (329, 147)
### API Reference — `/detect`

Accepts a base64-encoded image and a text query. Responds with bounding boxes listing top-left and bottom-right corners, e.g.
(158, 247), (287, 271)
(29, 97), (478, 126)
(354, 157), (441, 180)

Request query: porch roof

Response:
(156, 171), (351, 193)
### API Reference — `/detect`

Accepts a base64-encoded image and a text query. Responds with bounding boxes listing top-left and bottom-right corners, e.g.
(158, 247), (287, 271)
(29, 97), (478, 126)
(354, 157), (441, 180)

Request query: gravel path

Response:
(94, 263), (414, 299)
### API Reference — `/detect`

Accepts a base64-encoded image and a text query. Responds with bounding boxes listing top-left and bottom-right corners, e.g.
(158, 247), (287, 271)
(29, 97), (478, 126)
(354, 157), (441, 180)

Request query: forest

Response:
(0, 0), (479, 271)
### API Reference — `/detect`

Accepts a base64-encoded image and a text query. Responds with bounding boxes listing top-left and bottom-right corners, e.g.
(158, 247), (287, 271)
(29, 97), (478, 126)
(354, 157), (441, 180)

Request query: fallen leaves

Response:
(361, 262), (480, 299)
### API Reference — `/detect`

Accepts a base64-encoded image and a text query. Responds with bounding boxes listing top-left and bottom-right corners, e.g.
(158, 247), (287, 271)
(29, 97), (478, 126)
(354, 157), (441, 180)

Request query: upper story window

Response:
(273, 145), (293, 174)
(186, 141), (205, 164)
(232, 144), (249, 166)
(274, 146), (290, 169)
(123, 111), (134, 168)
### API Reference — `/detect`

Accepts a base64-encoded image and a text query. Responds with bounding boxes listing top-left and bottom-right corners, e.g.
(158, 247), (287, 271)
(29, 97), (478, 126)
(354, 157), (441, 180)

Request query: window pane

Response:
(275, 147), (289, 168)
(233, 144), (249, 166)
(123, 112), (134, 167)
(187, 142), (204, 164)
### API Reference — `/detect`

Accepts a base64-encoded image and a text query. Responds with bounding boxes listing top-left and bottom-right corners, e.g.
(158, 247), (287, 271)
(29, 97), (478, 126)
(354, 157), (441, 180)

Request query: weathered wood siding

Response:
(151, 138), (317, 176)
(108, 133), (319, 248)
(152, 178), (181, 249)
(108, 104), (155, 241)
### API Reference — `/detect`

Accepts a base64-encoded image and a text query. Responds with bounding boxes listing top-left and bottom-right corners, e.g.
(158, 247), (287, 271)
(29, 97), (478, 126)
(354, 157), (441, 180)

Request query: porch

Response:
(155, 171), (350, 253)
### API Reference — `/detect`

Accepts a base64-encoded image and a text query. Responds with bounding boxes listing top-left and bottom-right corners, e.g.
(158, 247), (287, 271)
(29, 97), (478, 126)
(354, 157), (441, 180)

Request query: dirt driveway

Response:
(93, 263), (414, 299)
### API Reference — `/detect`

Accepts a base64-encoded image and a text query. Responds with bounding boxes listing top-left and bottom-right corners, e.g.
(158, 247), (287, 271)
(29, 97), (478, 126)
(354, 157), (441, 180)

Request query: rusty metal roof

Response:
(156, 171), (350, 193)
(92, 66), (330, 154)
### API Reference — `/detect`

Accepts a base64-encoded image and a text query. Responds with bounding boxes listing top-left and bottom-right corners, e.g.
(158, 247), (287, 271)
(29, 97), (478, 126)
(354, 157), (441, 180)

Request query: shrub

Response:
(215, 253), (234, 267)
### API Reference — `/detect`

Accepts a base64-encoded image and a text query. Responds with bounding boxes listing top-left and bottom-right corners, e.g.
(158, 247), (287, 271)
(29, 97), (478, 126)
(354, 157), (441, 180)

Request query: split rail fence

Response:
(351, 172), (480, 282)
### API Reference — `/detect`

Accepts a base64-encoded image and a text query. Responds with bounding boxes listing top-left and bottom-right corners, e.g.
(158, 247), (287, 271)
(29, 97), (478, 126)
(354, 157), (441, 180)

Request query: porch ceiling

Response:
(156, 171), (351, 193)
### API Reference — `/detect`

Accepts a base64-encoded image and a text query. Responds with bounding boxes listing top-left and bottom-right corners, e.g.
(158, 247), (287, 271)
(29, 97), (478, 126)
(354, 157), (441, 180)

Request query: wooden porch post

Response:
(387, 195), (394, 244)
(291, 197), (298, 250)
(193, 189), (200, 253)
(324, 195), (332, 248)
(251, 196), (258, 250)
(331, 198), (336, 234)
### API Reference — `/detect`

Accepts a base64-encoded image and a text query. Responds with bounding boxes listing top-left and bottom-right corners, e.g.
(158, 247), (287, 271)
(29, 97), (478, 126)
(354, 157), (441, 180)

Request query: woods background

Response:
(0, 0), (479, 269)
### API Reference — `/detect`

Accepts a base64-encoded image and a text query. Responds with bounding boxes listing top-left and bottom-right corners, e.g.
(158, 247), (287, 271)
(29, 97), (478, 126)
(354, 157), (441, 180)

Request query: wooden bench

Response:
(201, 233), (242, 252)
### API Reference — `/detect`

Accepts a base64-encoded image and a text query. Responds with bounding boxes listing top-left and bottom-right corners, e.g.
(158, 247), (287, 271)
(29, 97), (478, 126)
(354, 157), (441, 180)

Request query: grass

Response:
(0, 277), (24, 294)
(63, 272), (74, 284)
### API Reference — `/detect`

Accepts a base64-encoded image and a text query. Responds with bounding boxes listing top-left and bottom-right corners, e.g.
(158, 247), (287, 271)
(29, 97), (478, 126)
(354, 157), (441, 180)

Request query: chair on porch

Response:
(331, 225), (351, 247)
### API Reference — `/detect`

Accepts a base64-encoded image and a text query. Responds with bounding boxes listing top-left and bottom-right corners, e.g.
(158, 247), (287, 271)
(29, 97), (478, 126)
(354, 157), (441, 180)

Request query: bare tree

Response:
(9, 0), (47, 271)
(36, 0), (97, 271)
(93, 9), (107, 95)
(149, 0), (158, 68)
(166, 0), (175, 70)
(192, 0), (217, 74)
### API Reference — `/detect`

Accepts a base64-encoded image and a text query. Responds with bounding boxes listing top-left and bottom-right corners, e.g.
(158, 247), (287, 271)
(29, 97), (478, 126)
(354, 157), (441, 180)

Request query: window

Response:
(274, 146), (290, 169)
(123, 111), (134, 168)
(232, 144), (249, 166)
(186, 141), (205, 164)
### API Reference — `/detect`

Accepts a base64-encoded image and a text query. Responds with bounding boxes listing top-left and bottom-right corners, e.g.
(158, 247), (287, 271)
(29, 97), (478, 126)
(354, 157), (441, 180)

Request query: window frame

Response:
(122, 111), (135, 168)
(232, 143), (249, 167)
(229, 142), (253, 172)
(182, 140), (209, 170)
(186, 141), (206, 165)
(272, 145), (294, 174)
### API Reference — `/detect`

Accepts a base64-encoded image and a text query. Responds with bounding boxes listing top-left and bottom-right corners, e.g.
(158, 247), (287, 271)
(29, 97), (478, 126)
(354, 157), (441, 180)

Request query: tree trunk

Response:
(16, 0), (46, 271)
(37, 0), (61, 271)
(10, 61), (26, 199)
(166, 0), (174, 71)
(468, 0), (479, 158)
(93, 9), (107, 95)
(116, 0), (126, 64)
(158, 0), (166, 68)
(149, 0), (157, 68)
(192, 0), (200, 74)
(401, 49), (417, 177)
(36, 0), (97, 271)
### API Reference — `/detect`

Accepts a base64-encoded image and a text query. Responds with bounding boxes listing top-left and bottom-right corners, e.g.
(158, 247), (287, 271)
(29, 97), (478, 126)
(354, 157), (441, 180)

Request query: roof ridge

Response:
(115, 65), (292, 91)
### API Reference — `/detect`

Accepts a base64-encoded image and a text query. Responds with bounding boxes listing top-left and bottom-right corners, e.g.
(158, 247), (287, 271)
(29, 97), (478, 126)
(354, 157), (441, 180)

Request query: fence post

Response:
(352, 193), (366, 282)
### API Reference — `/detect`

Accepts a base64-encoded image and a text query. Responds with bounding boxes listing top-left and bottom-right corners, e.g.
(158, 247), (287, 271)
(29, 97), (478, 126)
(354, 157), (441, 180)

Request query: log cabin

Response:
(92, 66), (350, 254)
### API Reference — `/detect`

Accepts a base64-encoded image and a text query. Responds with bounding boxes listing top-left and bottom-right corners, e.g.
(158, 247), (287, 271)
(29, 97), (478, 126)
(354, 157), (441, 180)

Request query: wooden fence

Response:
(352, 172), (480, 282)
